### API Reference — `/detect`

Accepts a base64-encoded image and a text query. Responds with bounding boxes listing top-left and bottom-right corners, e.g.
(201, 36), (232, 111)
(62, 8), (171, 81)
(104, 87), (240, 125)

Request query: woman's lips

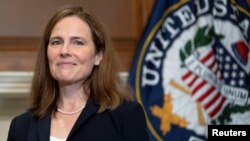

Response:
(57, 61), (76, 68)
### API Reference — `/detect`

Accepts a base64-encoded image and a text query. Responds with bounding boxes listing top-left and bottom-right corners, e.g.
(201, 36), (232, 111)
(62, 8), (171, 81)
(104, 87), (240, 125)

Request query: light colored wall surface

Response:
(0, 98), (29, 141)
(0, 118), (11, 141)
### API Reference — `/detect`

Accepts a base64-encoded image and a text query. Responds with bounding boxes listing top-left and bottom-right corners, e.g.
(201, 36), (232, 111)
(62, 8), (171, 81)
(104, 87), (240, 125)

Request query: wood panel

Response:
(0, 0), (154, 72)
(112, 38), (137, 71)
(0, 0), (142, 38)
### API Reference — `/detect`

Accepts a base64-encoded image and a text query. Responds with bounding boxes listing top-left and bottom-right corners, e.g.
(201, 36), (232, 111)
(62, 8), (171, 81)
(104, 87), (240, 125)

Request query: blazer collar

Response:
(67, 99), (99, 140)
(37, 111), (51, 141)
(35, 99), (99, 141)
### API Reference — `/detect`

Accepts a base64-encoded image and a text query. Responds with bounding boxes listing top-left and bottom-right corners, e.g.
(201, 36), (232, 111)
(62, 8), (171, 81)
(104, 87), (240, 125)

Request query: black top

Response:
(7, 100), (149, 141)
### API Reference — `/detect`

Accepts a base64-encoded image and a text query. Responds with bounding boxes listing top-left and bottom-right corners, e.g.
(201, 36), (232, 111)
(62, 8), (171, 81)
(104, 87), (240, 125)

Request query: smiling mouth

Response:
(57, 62), (76, 68)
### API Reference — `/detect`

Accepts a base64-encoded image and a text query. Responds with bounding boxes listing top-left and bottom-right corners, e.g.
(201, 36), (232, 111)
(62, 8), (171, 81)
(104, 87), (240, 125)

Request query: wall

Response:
(0, 0), (154, 140)
(0, 0), (154, 72)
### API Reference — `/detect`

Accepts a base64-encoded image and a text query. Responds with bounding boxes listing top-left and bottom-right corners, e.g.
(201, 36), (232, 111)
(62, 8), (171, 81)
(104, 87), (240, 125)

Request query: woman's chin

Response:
(58, 79), (75, 85)
(55, 76), (74, 84)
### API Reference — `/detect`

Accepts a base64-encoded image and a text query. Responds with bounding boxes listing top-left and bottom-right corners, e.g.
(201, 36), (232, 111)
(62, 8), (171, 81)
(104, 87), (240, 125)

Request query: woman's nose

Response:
(60, 43), (71, 57)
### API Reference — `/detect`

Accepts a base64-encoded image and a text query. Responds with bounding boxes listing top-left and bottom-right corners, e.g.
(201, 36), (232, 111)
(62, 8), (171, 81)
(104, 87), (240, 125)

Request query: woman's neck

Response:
(57, 84), (88, 111)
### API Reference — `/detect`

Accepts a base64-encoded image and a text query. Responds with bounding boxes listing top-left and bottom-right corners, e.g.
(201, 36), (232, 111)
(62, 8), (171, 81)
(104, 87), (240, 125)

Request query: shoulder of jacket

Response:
(12, 111), (33, 123)
(111, 101), (142, 117)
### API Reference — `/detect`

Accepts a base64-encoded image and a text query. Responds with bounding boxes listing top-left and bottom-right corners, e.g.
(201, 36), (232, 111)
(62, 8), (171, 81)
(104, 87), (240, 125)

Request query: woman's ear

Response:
(94, 52), (103, 66)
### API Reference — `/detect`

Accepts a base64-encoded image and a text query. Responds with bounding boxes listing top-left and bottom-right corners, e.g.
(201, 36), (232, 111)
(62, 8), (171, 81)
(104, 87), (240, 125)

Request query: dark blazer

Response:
(7, 100), (149, 141)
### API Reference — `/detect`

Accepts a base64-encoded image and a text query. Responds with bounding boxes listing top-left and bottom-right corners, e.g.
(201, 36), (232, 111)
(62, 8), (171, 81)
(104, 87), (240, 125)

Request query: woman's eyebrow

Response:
(70, 36), (85, 40)
(49, 36), (62, 40)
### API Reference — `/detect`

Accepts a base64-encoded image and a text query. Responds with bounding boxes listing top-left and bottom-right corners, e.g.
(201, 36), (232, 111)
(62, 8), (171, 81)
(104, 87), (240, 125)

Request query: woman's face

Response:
(47, 16), (102, 85)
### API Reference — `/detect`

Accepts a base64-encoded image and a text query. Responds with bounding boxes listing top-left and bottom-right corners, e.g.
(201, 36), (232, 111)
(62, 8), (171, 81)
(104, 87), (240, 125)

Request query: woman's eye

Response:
(50, 40), (61, 45)
(73, 40), (84, 45)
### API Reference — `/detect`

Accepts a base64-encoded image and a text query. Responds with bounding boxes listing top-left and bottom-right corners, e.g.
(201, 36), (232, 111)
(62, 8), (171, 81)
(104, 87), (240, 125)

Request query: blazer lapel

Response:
(67, 100), (99, 139)
(37, 112), (51, 141)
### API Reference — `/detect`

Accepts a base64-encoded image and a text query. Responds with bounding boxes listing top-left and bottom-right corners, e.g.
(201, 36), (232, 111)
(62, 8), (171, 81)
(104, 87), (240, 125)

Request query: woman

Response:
(7, 6), (149, 141)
